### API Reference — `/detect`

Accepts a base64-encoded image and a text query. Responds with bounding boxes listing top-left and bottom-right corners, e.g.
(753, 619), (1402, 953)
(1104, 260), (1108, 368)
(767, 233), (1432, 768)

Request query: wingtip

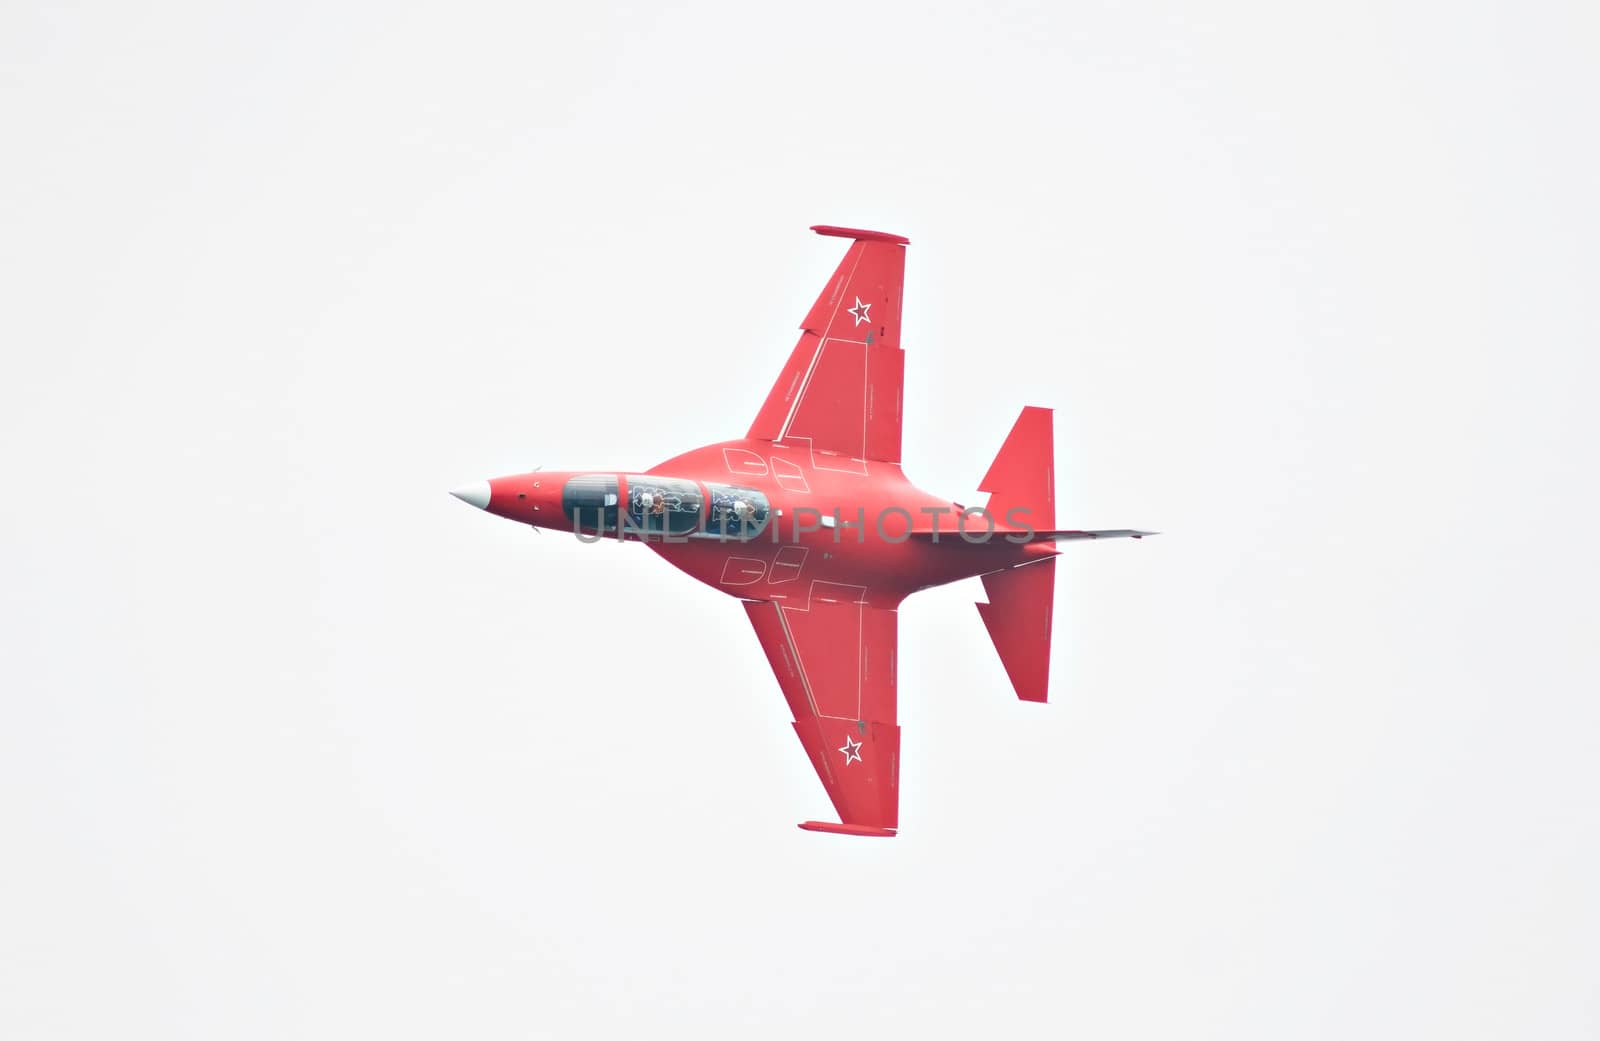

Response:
(810, 224), (910, 246)
(798, 820), (898, 837)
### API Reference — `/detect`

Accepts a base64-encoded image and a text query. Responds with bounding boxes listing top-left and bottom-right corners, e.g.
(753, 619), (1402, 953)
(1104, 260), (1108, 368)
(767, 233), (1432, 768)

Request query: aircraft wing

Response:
(743, 588), (900, 836)
(747, 226), (908, 468)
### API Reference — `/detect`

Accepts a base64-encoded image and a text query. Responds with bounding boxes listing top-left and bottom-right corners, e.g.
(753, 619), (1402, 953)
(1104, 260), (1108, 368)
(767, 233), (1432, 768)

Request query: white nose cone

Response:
(450, 481), (491, 510)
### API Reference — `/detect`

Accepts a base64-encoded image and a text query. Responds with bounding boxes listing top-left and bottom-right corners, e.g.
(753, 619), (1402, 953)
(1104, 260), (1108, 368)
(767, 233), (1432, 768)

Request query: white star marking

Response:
(846, 296), (871, 327)
(839, 734), (863, 765)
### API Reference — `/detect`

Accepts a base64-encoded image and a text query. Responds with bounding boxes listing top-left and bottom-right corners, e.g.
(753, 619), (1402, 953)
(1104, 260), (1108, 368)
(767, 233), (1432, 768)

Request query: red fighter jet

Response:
(453, 225), (1151, 837)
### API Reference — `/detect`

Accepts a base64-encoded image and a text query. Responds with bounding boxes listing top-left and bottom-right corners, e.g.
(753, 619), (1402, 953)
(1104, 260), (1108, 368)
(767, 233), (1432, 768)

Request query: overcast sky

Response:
(3, 1), (1597, 1037)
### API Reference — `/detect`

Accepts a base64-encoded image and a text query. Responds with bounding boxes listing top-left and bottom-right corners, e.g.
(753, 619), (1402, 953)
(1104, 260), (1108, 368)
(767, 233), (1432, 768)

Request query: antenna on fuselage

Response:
(531, 464), (544, 532)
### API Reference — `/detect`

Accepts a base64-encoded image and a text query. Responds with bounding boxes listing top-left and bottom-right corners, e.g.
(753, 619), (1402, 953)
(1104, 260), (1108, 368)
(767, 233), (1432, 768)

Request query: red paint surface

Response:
(462, 227), (1148, 835)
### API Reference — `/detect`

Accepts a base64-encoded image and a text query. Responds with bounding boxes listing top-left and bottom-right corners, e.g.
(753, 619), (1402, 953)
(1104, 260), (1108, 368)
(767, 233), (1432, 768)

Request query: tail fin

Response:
(977, 559), (1056, 702)
(980, 406), (1055, 534)
(1033, 528), (1157, 541)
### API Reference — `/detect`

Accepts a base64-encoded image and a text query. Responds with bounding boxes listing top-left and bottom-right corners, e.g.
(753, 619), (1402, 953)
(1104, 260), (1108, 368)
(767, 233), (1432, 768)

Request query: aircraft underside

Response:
(453, 225), (1151, 835)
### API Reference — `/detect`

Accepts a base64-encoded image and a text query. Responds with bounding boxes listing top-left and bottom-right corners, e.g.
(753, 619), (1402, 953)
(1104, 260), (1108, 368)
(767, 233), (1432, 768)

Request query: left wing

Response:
(746, 226), (908, 469)
(743, 588), (900, 836)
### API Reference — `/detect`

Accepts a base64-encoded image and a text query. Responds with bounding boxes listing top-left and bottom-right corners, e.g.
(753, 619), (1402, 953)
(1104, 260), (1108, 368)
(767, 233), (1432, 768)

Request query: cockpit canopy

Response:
(624, 476), (702, 535)
(704, 481), (771, 539)
(561, 474), (621, 531)
(561, 474), (769, 540)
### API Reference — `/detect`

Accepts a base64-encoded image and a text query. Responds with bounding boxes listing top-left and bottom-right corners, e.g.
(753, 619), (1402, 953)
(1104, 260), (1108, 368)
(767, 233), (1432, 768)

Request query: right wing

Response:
(743, 588), (900, 836)
(746, 226), (908, 470)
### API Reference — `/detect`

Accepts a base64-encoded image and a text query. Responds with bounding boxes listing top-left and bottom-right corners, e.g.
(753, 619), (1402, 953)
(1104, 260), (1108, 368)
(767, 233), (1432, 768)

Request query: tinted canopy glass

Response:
(705, 483), (771, 540)
(624, 476), (703, 535)
(562, 474), (619, 531)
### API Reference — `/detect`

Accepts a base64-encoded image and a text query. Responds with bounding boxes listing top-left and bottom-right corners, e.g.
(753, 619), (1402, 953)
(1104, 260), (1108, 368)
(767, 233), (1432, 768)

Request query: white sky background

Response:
(3, 1), (1597, 1036)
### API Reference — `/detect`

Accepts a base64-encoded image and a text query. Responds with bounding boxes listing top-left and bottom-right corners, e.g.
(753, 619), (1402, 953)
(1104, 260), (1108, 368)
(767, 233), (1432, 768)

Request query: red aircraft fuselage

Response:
(475, 441), (1055, 609)
(454, 225), (1148, 836)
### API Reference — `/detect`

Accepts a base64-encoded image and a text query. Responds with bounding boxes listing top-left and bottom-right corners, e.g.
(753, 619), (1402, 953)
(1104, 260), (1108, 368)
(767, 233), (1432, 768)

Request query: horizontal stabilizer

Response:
(976, 558), (1056, 703)
(1037, 529), (1158, 540)
(981, 406), (1055, 534)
